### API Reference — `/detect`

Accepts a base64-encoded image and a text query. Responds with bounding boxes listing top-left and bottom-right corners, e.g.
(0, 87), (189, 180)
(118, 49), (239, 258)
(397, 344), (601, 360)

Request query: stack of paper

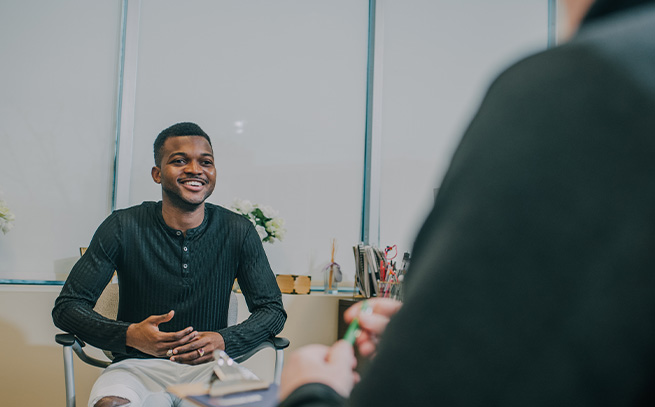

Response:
(352, 244), (384, 298)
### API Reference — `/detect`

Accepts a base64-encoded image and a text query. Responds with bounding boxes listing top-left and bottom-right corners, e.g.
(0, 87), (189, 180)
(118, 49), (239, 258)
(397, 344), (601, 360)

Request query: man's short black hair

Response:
(153, 122), (213, 166)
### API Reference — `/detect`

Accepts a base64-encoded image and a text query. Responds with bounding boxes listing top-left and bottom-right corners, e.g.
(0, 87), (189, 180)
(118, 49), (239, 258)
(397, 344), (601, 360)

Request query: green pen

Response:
(343, 300), (371, 345)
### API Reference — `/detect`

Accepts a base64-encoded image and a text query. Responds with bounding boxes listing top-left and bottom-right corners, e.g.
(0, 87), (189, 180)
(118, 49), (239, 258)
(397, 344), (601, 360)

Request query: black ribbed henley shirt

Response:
(52, 201), (286, 362)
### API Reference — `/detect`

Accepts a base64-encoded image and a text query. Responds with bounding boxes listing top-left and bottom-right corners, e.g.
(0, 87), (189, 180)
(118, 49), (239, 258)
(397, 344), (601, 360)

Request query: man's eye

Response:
(202, 161), (214, 166)
(172, 159), (186, 164)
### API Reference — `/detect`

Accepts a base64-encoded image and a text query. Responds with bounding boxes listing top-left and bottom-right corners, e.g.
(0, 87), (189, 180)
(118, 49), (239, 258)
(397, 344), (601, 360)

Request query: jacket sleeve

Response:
(278, 384), (346, 407)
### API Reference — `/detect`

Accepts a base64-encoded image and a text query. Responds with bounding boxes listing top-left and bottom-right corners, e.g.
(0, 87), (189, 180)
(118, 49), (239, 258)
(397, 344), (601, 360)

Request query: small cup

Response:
(324, 275), (338, 294)
(324, 263), (341, 294)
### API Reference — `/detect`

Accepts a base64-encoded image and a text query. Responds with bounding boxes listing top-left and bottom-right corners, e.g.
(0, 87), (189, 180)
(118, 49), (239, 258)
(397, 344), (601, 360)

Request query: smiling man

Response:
(53, 122), (286, 407)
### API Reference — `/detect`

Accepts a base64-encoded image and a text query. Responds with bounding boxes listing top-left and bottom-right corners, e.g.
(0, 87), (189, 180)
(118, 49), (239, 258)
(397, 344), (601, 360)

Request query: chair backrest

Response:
(93, 283), (119, 360)
(228, 290), (239, 326)
(82, 246), (120, 329)
(94, 283), (119, 320)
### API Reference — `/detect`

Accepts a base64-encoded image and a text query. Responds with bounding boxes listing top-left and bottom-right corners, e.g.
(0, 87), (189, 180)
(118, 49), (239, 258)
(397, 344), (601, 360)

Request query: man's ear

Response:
(152, 166), (162, 184)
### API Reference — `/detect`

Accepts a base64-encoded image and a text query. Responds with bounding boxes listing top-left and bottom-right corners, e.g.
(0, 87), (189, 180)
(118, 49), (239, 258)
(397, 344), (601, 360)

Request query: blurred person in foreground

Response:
(278, 0), (655, 405)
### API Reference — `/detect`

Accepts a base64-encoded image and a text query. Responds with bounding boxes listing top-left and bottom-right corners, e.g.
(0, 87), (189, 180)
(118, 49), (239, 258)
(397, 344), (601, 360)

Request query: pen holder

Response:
(377, 280), (403, 301)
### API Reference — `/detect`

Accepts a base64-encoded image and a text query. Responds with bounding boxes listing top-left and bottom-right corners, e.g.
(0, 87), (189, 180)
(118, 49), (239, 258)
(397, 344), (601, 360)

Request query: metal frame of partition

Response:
(548, 0), (558, 48)
(361, 0), (383, 246)
(112, 0), (141, 212)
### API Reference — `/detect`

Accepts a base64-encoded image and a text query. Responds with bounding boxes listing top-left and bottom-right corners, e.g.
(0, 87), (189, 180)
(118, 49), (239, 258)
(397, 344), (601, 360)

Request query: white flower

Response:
(271, 217), (285, 229)
(255, 225), (268, 241)
(265, 217), (285, 233)
(0, 220), (12, 234)
(231, 198), (286, 243)
(0, 202), (11, 217)
(274, 227), (286, 241)
(0, 199), (14, 235)
(259, 205), (278, 219)
(232, 198), (254, 215)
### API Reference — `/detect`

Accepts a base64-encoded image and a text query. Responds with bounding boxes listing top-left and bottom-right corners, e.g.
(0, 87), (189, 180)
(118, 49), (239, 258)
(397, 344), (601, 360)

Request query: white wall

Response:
(378, 0), (550, 256)
(0, 0), (554, 284)
(0, 0), (121, 280)
(126, 0), (369, 282)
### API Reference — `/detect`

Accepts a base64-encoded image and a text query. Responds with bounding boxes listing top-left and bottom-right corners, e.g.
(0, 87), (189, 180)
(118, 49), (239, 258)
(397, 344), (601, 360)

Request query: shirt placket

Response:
(177, 230), (191, 280)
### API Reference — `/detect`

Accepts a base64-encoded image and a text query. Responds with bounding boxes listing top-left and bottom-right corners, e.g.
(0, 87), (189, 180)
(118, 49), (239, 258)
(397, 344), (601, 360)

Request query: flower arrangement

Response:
(0, 197), (15, 235)
(230, 198), (286, 243)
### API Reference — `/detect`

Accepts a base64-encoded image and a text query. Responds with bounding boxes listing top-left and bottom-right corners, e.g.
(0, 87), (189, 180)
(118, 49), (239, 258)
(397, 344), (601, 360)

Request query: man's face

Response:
(151, 135), (216, 210)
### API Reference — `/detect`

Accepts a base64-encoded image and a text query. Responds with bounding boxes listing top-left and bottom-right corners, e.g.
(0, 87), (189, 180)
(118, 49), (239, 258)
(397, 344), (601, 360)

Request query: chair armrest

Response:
(271, 336), (290, 350)
(232, 336), (289, 364)
(55, 333), (78, 347)
(55, 332), (112, 369)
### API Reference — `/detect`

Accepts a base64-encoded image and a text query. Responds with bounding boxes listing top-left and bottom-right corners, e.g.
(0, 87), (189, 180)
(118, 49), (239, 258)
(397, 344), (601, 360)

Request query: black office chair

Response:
(55, 274), (289, 407)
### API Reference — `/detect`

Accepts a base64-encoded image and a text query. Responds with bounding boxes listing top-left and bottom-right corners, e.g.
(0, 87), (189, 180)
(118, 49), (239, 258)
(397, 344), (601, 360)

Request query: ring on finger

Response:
(197, 348), (205, 357)
(166, 349), (173, 358)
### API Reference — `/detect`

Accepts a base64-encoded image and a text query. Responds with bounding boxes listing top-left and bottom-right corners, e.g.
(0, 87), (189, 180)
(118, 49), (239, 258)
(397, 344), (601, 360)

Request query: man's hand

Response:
(343, 298), (402, 358)
(278, 340), (358, 401)
(169, 331), (225, 365)
(125, 310), (197, 357)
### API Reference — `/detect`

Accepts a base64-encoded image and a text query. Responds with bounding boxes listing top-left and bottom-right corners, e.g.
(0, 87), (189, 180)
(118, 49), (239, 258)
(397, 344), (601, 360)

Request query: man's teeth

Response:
(184, 181), (202, 186)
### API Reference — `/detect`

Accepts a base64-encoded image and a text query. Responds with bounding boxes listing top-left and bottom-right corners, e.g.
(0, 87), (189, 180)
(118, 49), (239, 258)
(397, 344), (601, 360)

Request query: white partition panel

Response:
(126, 0), (369, 283)
(378, 0), (550, 256)
(0, 0), (121, 280)
(0, 0), (557, 284)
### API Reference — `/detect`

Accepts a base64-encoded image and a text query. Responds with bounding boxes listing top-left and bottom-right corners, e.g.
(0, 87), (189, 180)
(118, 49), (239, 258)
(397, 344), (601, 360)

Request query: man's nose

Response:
(185, 160), (202, 174)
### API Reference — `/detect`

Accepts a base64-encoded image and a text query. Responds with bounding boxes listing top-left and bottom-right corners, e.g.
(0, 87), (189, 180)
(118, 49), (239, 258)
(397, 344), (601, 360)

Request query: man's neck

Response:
(161, 200), (205, 234)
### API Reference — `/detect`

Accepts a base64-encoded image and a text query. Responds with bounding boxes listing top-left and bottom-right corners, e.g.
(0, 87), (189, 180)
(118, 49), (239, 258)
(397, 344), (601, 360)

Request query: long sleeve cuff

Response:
(278, 383), (345, 407)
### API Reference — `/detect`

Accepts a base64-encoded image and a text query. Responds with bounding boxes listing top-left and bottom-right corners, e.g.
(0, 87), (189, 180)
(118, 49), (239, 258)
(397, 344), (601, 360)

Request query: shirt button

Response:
(176, 231), (182, 236)
(183, 247), (188, 252)
(183, 264), (188, 269)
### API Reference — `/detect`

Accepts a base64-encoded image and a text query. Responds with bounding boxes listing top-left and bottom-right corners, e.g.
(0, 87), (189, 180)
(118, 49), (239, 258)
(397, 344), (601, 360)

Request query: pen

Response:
(343, 300), (371, 345)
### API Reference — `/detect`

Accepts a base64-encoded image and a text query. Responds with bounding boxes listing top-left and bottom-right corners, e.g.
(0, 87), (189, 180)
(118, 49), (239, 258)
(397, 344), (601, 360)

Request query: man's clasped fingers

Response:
(170, 344), (210, 365)
(169, 332), (224, 365)
(160, 328), (198, 357)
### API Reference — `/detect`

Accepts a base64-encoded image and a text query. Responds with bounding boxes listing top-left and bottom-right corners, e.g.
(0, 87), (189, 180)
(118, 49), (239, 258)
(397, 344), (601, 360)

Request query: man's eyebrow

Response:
(168, 151), (214, 158)
(168, 152), (188, 158)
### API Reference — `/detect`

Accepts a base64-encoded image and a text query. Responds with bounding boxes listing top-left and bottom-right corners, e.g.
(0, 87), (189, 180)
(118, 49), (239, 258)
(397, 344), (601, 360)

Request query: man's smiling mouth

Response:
(180, 179), (206, 187)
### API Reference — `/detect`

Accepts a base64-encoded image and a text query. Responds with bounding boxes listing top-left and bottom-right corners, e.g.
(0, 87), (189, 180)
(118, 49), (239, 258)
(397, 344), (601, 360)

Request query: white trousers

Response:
(88, 358), (215, 407)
